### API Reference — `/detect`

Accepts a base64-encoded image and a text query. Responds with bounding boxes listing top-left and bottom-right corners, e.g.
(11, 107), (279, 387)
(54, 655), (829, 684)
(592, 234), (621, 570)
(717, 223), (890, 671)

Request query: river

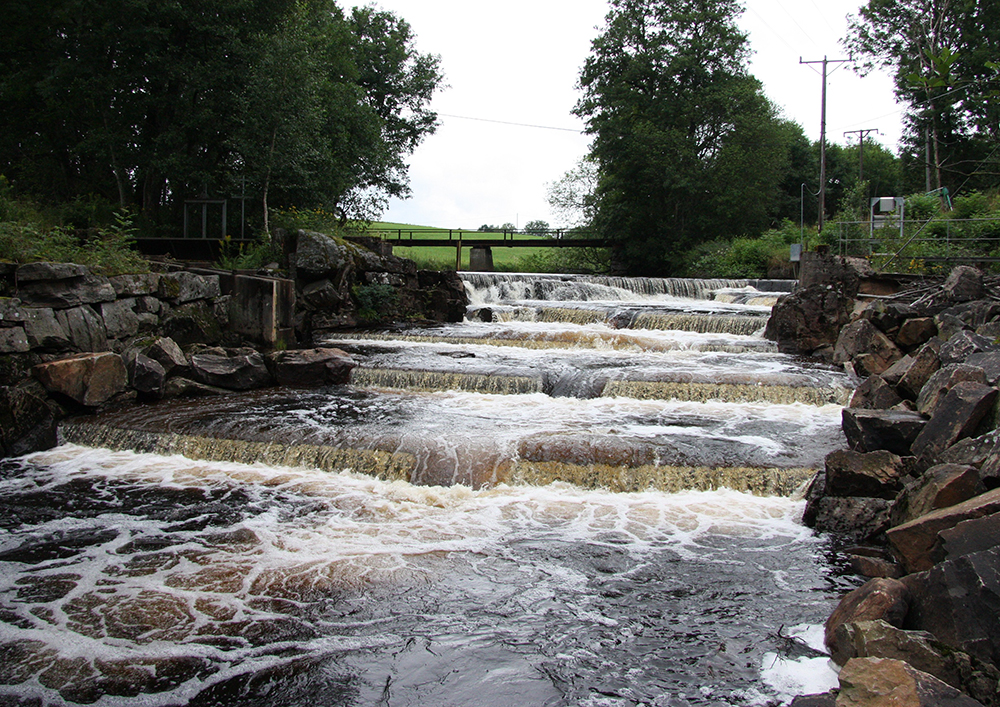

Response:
(0, 273), (857, 706)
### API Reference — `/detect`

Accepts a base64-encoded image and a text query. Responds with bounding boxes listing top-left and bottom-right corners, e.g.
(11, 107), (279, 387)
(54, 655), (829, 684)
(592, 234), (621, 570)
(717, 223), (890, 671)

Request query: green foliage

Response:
(269, 206), (353, 234)
(684, 221), (804, 278)
(215, 235), (280, 271)
(352, 283), (399, 322)
(511, 247), (611, 274)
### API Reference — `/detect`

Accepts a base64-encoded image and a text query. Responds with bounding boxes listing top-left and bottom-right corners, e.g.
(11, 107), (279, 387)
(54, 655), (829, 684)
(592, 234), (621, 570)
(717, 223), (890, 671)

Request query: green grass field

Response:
(365, 221), (552, 271)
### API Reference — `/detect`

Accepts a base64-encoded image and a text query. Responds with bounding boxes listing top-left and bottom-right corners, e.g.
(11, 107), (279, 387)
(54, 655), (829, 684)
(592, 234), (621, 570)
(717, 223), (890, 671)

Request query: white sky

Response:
(354, 0), (903, 229)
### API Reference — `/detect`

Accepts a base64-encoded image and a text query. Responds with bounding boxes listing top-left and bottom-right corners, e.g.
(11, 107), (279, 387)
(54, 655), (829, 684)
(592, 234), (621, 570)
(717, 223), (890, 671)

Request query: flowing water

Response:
(0, 274), (858, 706)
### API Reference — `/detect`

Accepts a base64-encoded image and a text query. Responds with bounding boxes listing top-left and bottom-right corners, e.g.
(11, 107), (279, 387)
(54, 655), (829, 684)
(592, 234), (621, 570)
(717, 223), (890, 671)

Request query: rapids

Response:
(0, 273), (859, 705)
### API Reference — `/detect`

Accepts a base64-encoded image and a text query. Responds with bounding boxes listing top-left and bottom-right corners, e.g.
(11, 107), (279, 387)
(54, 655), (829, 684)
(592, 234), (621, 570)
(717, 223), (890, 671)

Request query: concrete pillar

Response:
(469, 246), (494, 272)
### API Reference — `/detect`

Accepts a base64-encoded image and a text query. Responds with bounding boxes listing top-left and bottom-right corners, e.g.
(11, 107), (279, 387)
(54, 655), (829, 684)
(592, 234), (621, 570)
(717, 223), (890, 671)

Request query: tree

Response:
(522, 220), (550, 236)
(575, 0), (794, 275)
(845, 0), (1000, 194)
(547, 157), (599, 229)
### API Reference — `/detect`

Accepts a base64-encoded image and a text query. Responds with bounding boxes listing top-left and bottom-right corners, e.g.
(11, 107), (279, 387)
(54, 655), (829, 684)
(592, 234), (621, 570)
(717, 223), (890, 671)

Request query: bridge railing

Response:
(364, 227), (600, 242)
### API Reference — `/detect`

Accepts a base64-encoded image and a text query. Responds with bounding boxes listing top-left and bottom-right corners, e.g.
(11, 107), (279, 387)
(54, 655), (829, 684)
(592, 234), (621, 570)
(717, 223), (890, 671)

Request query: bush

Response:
(352, 283), (399, 322)
(216, 234), (280, 271)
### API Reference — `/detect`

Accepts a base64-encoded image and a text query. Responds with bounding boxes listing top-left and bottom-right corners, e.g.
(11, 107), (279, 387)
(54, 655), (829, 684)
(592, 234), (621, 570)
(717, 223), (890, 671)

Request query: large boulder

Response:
(762, 284), (854, 356)
(942, 265), (984, 303)
(54, 305), (109, 352)
(903, 546), (1000, 669)
(294, 230), (352, 279)
(161, 301), (223, 347)
(157, 271), (221, 303)
(15, 263), (116, 309)
(849, 374), (903, 410)
(842, 408), (927, 456)
(897, 318), (938, 351)
(939, 330), (998, 366)
(190, 351), (272, 390)
(32, 352), (127, 406)
(824, 449), (908, 499)
(144, 337), (187, 375)
(861, 301), (919, 341)
(964, 352), (1000, 386)
(825, 578), (910, 660)
(127, 354), (166, 398)
(836, 657), (986, 707)
(834, 319), (904, 376)
(896, 340), (942, 400)
(889, 464), (985, 527)
(22, 307), (71, 351)
(109, 272), (160, 297)
(918, 365), (989, 416)
(831, 620), (1000, 707)
(0, 386), (58, 457)
(267, 348), (356, 386)
(910, 382), (998, 461)
(803, 496), (891, 540)
(887, 487), (1000, 573)
(99, 298), (140, 340)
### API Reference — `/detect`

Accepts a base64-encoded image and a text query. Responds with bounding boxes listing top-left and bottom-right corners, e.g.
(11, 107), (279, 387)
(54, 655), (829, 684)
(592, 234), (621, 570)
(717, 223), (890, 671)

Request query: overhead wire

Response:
(437, 113), (583, 133)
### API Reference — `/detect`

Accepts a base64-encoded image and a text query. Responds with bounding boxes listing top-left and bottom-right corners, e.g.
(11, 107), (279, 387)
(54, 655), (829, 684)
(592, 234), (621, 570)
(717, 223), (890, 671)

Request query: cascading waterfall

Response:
(0, 272), (853, 706)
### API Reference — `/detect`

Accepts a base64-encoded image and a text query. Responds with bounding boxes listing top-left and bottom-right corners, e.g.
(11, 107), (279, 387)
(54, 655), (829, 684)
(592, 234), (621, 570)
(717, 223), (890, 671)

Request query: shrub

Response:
(352, 283), (399, 322)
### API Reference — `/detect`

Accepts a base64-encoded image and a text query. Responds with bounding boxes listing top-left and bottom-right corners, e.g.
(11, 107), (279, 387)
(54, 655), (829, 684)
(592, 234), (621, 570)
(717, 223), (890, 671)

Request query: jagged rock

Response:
(904, 546), (1000, 669)
(939, 429), (1000, 469)
(834, 319), (904, 376)
(910, 382), (997, 460)
(788, 695), (836, 707)
(935, 512), (1000, 566)
(21, 307), (71, 351)
(162, 377), (231, 398)
(937, 312), (970, 343)
(849, 374), (904, 410)
(963, 352), (1000, 386)
(842, 408), (927, 456)
(825, 449), (907, 499)
(887, 488), (1000, 573)
(109, 272), (160, 297)
(832, 620), (1000, 706)
(0, 326), (29, 353)
(267, 348), (355, 386)
(294, 230), (352, 279)
(417, 270), (467, 323)
(0, 298), (26, 325)
(837, 657), (986, 706)
(849, 554), (902, 579)
(880, 354), (913, 387)
(861, 301), (919, 340)
(144, 337), (187, 375)
(127, 354), (165, 397)
(897, 340), (942, 399)
(942, 300), (1000, 330)
(161, 301), (222, 346)
(190, 351), (271, 390)
(54, 305), (109, 352)
(99, 298), (140, 339)
(16, 270), (116, 309)
(897, 318), (938, 351)
(0, 386), (57, 457)
(798, 252), (872, 296)
(917, 365), (988, 416)
(32, 352), (127, 406)
(803, 496), (890, 540)
(157, 271), (221, 303)
(301, 277), (348, 310)
(825, 578), (910, 659)
(763, 284), (854, 356)
(943, 265), (984, 303)
(15, 262), (88, 282)
(890, 464), (985, 527)
(940, 330), (998, 366)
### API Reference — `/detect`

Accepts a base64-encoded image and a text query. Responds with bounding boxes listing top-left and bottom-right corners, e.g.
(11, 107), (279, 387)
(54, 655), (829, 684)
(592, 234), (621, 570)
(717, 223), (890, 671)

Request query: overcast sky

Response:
(354, 0), (902, 229)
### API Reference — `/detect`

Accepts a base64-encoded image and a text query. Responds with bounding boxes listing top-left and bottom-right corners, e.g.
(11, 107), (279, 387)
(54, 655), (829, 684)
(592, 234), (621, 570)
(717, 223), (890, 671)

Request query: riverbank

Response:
(768, 256), (1000, 705)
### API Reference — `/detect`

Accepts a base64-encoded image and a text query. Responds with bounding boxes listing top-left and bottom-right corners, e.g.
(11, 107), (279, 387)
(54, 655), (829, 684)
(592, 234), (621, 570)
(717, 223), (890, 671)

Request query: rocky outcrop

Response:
(763, 284), (853, 356)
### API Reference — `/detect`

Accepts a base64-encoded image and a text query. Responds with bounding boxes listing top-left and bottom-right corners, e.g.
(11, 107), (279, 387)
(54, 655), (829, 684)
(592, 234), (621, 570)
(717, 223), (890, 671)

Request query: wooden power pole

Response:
(800, 56), (850, 231)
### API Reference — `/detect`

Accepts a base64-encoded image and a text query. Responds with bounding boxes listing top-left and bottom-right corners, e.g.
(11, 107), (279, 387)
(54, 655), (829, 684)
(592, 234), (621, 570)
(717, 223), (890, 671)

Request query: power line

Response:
(437, 113), (583, 133)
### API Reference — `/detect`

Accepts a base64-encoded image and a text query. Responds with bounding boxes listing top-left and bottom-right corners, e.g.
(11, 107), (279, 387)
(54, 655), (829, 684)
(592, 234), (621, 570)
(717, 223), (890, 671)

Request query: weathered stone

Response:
(849, 375), (904, 410)
(942, 265), (984, 303)
(161, 302), (223, 346)
(897, 340), (942, 400)
(417, 270), (468, 323)
(837, 657), (986, 707)
(861, 301), (919, 340)
(108, 272), (160, 297)
(798, 251), (871, 296)
(887, 487), (1000, 573)
(937, 313), (970, 343)
(294, 230), (352, 279)
(301, 278), (347, 310)
(145, 337), (187, 375)
(935, 512), (1000, 566)
(832, 620), (1000, 707)
(21, 307), (70, 351)
(127, 354), (165, 397)
(880, 354), (913, 387)
(825, 449), (907, 499)
(267, 348), (356, 386)
(33, 352), (127, 406)
(134, 295), (162, 315)
(825, 578), (910, 658)
(903, 546), (1000, 669)
(896, 318), (938, 351)
(890, 464), (985, 527)
(190, 351), (271, 390)
(803, 496), (891, 541)
(162, 377), (231, 398)
(157, 271), (220, 303)
(99, 298), (140, 339)
(842, 408), (927, 456)
(54, 305), (109, 352)
(939, 429), (1000, 471)
(849, 554), (902, 579)
(788, 694), (836, 707)
(917, 365), (988, 417)
(17, 271), (116, 309)
(940, 330), (998, 366)
(0, 386), (57, 457)
(0, 326), (29, 353)
(0, 298), (26, 326)
(963, 352), (1000, 386)
(15, 262), (87, 281)
(910, 382), (998, 460)
(943, 299), (1000, 330)
(834, 319), (904, 375)
(977, 320), (1000, 339)
(763, 284), (854, 356)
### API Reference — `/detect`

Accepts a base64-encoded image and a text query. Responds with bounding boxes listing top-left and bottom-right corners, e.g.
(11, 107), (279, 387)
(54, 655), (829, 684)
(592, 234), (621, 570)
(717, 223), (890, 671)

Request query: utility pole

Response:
(801, 56), (850, 231)
(844, 128), (880, 183)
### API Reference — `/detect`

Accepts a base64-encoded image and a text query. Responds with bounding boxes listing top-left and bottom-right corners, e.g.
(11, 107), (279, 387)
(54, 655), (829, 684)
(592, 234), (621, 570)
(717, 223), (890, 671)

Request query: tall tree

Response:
(575, 0), (793, 275)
